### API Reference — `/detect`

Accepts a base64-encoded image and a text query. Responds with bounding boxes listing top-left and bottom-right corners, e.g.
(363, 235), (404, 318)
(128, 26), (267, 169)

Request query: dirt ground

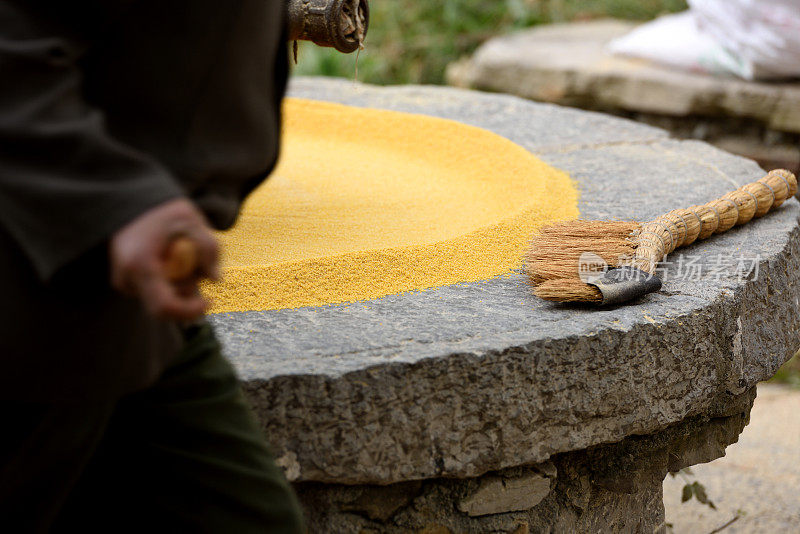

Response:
(663, 383), (800, 533)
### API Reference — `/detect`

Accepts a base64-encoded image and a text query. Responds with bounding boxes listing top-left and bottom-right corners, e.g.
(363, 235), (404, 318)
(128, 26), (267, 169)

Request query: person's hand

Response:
(109, 198), (220, 321)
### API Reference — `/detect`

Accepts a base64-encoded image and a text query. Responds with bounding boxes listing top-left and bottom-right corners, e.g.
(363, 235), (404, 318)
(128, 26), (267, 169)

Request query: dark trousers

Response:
(0, 324), (304, 533)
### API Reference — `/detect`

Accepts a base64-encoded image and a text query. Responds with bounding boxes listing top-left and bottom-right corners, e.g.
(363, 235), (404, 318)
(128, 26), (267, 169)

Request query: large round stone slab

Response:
(208, 77), (800, 485)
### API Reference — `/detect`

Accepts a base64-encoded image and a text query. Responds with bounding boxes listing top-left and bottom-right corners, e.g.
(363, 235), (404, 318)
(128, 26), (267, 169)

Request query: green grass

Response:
(292, 0), (688, 86)
(770, 353), (800, 389)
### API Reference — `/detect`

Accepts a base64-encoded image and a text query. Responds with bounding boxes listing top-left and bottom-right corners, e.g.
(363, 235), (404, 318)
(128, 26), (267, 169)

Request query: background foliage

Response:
(292, 0), (688, 85)
(772, 352), (800, 388)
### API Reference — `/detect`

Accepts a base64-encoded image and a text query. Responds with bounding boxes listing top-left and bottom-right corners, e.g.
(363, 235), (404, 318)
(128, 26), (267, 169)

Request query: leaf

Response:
(692, 482), (708, 502)
(681, 483), (693, 503)
(693, 482), (717, 510)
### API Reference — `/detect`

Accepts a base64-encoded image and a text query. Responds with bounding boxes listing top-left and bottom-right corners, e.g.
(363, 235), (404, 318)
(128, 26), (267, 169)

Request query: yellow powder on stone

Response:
(202, 98), (579, 313)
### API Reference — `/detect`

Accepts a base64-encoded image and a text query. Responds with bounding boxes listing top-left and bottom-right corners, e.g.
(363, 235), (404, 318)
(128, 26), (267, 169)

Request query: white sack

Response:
(608, 0), (800, 80)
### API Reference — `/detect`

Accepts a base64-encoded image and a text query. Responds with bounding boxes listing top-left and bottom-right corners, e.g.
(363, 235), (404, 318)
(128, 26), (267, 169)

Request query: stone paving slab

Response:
(663, 383), (800, 533)
(447, 20), (800, 134)
(208, 77), (800, 485)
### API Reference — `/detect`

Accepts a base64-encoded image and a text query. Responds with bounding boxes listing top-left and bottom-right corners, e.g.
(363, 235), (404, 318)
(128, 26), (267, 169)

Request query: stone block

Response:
(458, 470), (553, 517)
(448, 20), (800, 134)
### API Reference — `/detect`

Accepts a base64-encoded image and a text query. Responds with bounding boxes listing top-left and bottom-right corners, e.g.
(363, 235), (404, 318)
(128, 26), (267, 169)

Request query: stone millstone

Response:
(208, 77), (800, 486)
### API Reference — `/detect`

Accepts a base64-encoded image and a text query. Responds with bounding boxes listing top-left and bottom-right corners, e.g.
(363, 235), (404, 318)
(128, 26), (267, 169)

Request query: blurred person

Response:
(0, 1), (303, 531)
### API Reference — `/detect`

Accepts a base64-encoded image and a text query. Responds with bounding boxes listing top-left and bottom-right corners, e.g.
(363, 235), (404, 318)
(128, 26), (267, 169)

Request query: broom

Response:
(526, 169), (798, 306)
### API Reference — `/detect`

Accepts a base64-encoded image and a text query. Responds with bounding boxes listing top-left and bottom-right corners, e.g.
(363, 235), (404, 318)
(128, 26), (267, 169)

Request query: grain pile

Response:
(203, 98), (579, 313)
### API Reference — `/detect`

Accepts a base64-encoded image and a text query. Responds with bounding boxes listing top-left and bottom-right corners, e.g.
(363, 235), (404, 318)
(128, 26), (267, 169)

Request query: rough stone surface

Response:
(458, 470), (553, 517)
(447, 20), (800, 133)
(207, 77), (800, 485)
(293, 388), (754, 532)
(664, 383), (800, 533)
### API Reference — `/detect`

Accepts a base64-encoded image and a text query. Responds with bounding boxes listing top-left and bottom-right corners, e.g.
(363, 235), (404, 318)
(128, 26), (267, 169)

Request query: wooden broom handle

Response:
(164, 236), (199, 282)
(633, 169), (798, 272)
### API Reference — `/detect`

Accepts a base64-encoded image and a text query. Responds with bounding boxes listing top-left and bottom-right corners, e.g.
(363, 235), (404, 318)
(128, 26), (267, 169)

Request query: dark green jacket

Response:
(0, 0), (288, 400)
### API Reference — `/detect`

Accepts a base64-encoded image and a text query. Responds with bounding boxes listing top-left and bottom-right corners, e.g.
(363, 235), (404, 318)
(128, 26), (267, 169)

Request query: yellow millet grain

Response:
(202, 98), (579, 313)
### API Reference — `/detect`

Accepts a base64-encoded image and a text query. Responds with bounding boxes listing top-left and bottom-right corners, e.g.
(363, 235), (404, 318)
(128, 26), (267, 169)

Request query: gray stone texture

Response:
(457, 470), (553, 517)
(208, 78), (800, 488)
(294, 388), (754, 533)
(446, 20), (800, 134)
